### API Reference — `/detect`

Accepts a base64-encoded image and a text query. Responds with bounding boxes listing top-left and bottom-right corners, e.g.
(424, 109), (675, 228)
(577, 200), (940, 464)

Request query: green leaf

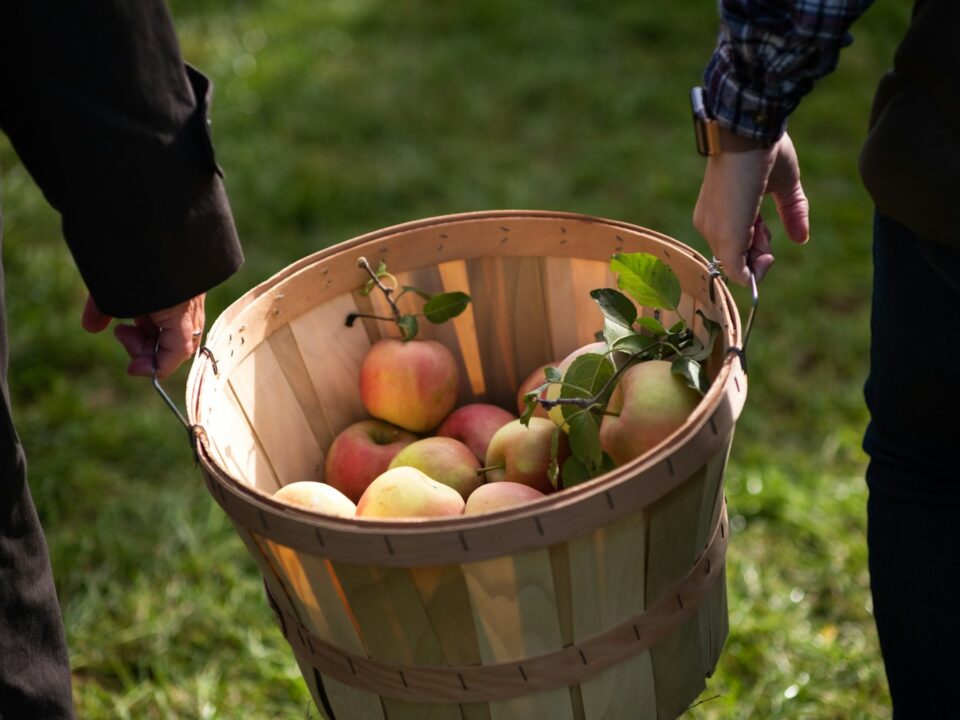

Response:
(544, 366), (563, 383)
(602, 317), (636, 348)
(423, 291), (471, 323)
(560, 353), (616, 421)
(601, 452), (617, 474)
(519, 392), (539, 426)
(611, 332), (658, 356)
(611, 252), (681, 311)
(566, 410), (603, 469)
(637, 316), (667, 336)
(561, 456), (593, 488)
(590, 288), (637, 328)
(398, 314), (419, 341)
(400, 285), (433, 301)
(668, 319), (687, 334)
(671, 356), (706, 394)
(547, 427), (562, 489)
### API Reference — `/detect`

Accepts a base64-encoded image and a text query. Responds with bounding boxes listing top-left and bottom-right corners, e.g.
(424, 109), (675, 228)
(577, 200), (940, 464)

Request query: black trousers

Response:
(863, 213), (960, 719)
(0, 236), (75, 718)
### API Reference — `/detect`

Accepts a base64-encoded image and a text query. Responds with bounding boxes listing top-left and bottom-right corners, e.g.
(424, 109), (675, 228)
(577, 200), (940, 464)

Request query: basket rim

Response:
(187, 210), (746, 564)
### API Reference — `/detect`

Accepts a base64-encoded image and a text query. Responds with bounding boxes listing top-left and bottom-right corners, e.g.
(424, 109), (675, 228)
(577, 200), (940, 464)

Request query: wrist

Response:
(717, 125), (772, 153)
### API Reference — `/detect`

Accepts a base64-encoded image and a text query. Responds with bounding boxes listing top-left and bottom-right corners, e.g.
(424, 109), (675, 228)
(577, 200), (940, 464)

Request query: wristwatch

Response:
(691, 87), (721, 156)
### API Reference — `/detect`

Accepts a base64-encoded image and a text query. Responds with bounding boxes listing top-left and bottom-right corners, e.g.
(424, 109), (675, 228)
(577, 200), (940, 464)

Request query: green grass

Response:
(1, 1), (910, 717)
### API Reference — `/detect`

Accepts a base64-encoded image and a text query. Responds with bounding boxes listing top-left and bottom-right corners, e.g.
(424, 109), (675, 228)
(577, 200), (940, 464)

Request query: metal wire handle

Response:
(152, 333), (205, 462)
(708, 257), (758, 373)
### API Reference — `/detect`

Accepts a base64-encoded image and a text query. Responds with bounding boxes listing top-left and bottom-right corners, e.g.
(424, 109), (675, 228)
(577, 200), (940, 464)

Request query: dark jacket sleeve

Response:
(0, 1), (243, 318)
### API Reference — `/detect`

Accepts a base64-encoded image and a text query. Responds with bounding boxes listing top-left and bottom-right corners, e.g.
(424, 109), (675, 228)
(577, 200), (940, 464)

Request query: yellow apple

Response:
(356, 466), (465, 519)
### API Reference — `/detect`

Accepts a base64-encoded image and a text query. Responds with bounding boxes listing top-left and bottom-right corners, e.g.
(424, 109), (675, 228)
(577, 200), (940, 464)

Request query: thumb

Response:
(773, 179), (810, 245)
(768, 132), (810, 245)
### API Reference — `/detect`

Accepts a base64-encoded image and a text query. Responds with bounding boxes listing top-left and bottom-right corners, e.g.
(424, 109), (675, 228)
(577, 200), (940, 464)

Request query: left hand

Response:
(81, 293), (206, 379)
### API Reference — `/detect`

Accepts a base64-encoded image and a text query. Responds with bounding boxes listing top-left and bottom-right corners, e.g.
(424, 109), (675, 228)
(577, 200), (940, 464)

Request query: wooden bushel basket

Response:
(186, 210), (747, 719)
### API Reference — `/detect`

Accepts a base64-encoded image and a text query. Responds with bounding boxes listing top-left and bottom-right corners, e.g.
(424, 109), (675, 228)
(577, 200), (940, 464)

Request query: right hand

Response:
(81, 294), (206, 379)
(692, 129), (810, 285)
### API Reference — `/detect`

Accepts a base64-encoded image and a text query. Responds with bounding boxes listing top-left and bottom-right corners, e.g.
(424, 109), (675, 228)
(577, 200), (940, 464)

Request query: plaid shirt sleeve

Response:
(704, 0), (875, 142)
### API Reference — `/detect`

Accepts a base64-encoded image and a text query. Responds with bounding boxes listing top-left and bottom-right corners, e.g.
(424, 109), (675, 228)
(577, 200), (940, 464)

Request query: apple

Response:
(388, 436), (482, 499)
(483, 417), (564, 494)
(356, 466), (465, 519)
(324, 419), (418, 502)
(545, 341), (611, 430)
(516, 363), (552, 417)
(464, 482), (545, 515)
(273, 481), (357, 517)
(436, 403), (516, 463)
(359, 338), (459, 433)
(599, 359), (702, 465)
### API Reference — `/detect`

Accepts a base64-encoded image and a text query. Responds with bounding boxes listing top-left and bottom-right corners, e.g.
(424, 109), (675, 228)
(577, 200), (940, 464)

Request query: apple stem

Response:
(475, 464), (505, 476)
(357, 256), (405, 327)
(345, 311), (396, 326)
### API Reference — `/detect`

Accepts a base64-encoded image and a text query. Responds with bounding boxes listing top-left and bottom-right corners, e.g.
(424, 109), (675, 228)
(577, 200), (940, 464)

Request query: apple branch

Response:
(357, 256), (404, 326)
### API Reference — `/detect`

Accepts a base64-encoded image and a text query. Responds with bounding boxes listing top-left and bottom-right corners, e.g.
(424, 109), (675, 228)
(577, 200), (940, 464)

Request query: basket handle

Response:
(708, 257), (758, 373)
(152, 334), (205, 462)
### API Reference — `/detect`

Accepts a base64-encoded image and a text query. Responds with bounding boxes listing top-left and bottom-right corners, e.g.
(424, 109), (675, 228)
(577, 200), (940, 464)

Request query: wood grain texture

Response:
(462, 548), (575, 719)
(229, 342), (325, 486)
(566, 515), (657, 719)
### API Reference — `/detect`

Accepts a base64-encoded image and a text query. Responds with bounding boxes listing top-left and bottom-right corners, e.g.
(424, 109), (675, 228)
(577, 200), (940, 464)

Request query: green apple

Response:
(599, 360), (701, 465)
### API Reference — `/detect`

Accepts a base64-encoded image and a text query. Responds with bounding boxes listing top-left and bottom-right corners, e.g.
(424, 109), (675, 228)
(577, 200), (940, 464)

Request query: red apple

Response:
(436, 403), (516, 463)
(599, 360), (702, 465)
(324, 419), (417, 502)
(483, 417), (564, 494)
(464, 482), (545, 515)
(359, 338), (459, 432)
(388, 437), (482, 499)
(356, 466), (465, 520)
(273, 481), (357, 517)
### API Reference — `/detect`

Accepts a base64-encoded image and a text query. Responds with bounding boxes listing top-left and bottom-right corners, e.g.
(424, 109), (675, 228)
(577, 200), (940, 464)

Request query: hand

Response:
(692, 129), (810, 285)
(81, 294), (206, 379)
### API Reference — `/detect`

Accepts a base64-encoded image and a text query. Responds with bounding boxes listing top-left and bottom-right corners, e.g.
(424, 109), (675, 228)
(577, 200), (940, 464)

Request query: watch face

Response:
(691, 87), (720, 156)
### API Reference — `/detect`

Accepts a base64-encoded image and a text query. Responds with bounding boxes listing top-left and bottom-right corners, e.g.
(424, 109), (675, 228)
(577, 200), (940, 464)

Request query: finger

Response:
(81, 294), (112, 333)
(768, 133), (810, 245)
(773, 182), (810, 245)
(152, 331), (193, 379)
(747, 215), (775, 282)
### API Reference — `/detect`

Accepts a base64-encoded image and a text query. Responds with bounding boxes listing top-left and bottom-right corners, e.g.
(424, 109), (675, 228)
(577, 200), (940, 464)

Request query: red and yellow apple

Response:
(324, 419), (417, 502)
(356, 466), (465, 519)
(359, 338), (459, 433)
(273, 481), (357, 517)
(599, 360), (702, 465)
(483, 417), (563, 494)
(388, 436), (482, 499)
(436, 403), (516, 463)
(464, 482), (545, 515)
